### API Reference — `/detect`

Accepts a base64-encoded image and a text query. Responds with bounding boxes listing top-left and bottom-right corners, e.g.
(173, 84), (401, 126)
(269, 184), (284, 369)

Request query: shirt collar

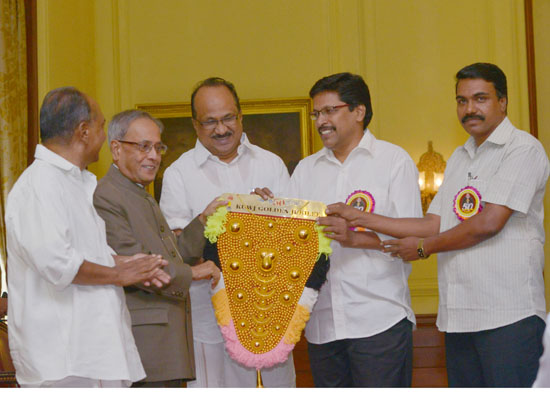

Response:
(35, 144), (78, 171)
(112, 163), (144, 188)
(193, 132), (252, 166)
(34, 144), (95, 181)
(315, 128), (375, 163)
(107, 164), (149, 195)
(463, 116), (513, 157)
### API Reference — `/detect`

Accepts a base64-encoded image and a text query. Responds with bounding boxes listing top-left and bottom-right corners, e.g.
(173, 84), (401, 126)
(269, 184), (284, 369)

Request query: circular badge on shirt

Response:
(346, 190), (375, 213)
(453, 186), (482, 221)
(345, 190), (375, 232)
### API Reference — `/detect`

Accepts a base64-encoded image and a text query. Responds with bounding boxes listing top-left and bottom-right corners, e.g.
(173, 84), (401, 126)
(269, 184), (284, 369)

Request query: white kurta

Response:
(428, 117), (548, 332)
(6, 145), (145, 386)
(287, 129), (421, 344)
(160, 133), (295, 387)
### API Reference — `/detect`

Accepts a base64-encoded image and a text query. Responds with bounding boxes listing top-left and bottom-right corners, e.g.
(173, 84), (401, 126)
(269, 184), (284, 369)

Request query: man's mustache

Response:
(318, 125), (335, 133)
(462, 114), (485, 124)
(212, 131), (233, 139)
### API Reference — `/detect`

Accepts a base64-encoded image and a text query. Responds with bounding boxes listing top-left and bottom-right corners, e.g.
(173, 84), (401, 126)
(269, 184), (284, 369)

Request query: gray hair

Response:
(39, 87), (91, 142)
(108, 109), (164, 143)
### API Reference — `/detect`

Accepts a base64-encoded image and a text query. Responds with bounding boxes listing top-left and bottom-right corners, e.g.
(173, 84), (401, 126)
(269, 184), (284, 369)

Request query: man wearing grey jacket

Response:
(94, 109), (222, 387)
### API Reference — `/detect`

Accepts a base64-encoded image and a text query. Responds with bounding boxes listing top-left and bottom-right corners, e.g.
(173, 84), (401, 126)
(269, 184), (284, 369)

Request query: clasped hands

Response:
(113, 253), (171, 288)
(321, 202), (420, 261)
(114, 253), (221, 289)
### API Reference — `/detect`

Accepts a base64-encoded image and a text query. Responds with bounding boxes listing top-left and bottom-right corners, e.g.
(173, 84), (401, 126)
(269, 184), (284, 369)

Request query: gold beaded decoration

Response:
(218, 212), (319, 354)
(294, 226), (311, 242)
(227, 218), (244, 236)
(226, 258), (242, 274)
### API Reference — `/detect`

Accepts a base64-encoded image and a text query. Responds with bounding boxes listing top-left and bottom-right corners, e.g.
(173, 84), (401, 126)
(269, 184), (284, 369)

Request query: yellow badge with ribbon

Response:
(345, 190), (375, 231)
(453, 186), (482, 221)
(203, 193), (332, 377)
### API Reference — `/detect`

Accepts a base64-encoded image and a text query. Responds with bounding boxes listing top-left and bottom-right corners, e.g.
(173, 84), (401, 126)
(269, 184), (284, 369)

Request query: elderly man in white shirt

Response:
(160, 77), (295, 387)
(284, 72), (421, 387)
(326, 63), (549, 388)
(6, 87), (170, 387)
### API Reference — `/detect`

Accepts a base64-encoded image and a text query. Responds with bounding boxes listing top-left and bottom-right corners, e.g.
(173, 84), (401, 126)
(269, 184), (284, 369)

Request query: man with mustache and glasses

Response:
(324, 63), (549, 387)
(93, 109), (222, 387)
(159, 78), (295, 387)
(285, 72), (422, 387)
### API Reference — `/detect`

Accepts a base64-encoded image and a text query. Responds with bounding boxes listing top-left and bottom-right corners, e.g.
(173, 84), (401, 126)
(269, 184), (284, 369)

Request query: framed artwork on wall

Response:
(136, 98), (316, 200)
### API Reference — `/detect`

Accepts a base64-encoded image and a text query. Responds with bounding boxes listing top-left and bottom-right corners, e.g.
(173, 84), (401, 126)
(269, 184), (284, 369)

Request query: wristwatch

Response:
(417, 238), (430, 259)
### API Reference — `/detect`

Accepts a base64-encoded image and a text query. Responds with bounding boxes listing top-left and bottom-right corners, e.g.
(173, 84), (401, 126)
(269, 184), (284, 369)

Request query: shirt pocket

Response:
(468, 179), (487, 203)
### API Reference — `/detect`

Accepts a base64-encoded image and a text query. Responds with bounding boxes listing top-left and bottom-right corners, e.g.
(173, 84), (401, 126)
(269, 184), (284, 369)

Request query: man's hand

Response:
(251, 187), (274, 200)
(199, 197), (228, 225)
(317, 216), (354, 246)
(113, 253), (171, 288)
(318, 215), (382, 250)
(325, 202), (366, 227)
(381, 237), (420, 261)
(191, 260), (221, 288)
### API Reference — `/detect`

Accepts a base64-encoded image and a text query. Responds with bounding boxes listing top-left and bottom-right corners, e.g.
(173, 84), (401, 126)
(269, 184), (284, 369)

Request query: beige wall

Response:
(37, 0), (545, 314)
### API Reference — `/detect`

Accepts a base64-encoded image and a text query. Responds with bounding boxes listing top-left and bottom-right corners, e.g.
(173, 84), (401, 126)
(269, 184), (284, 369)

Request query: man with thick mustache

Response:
(93, 109), (222, 387)
(285, 72), (422, 387)
(324, 63), (549, 387)
(160, 78), (295, 387)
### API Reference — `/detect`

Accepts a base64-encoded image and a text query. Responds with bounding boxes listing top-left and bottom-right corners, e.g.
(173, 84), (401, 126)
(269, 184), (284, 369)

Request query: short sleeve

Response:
(6, 180), (83, 290)
(483, 144), (549, 214)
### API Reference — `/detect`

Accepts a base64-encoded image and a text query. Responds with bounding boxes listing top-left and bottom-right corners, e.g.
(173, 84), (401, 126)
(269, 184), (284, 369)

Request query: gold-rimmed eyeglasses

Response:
(309, 104), (350, 121)
(117, 140), (168, 155)
(196, 114), (239, 130)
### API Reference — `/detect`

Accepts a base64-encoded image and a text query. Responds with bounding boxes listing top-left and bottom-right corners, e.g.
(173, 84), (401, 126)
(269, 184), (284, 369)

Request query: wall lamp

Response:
(417, 141), (446, 214)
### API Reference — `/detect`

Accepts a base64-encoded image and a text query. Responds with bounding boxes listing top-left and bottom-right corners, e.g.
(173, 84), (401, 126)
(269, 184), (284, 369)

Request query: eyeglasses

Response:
(117, 140), (168, 155)
(309, 104), (350, 121)
(196, 114), (239, 130)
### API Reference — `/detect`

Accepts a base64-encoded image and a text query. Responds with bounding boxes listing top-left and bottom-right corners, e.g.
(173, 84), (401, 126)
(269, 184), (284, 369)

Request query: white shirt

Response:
(6, 145), (145, 386)
(160, 133), (290, 343)
(428, 117), (549, 332)
(287, 129), (421, 344)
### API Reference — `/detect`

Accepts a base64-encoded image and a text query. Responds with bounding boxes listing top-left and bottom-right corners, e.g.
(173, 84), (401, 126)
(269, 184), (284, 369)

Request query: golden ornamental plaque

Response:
(203, 193), (331, 372)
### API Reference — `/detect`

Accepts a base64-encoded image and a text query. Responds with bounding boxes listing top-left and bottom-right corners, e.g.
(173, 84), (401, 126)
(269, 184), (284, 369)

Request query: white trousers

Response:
(22, 376), (129, 388)
(188, 340), (296, 388)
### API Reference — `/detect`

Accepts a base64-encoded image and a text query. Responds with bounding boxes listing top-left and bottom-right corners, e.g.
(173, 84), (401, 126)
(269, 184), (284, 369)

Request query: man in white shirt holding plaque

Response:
(160, 77), (295, 387)
(287, 72), (422, 387)
(325, 63), (548, 387)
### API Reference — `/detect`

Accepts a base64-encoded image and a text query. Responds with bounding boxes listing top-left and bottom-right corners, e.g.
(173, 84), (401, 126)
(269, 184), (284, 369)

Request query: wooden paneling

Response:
(412, 314), (448, 387)
(524, 0), (538, 138)
(0, 322), (17, 387)
(24, 0), (38, 164)
(293, 314), (447, 387)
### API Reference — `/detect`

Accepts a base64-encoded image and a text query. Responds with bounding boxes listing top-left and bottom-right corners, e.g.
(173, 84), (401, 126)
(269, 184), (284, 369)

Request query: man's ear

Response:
(75, 121), (89, 143)
(499, 97), (507, 114)
(191, 118), (200, 134)
(355, 104), (366, 124)
(110, 140), (121, 162)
